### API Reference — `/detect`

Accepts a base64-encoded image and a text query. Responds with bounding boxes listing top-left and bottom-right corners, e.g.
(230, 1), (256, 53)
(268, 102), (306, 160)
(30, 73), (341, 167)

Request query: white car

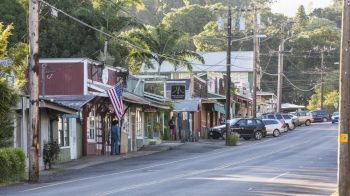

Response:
(263, 119), (286, 137)
(282, 114), (295, 130)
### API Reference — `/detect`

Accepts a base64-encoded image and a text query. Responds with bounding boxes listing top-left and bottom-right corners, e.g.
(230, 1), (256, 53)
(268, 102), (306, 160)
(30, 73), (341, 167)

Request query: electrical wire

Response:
(283, 73), (320, 92)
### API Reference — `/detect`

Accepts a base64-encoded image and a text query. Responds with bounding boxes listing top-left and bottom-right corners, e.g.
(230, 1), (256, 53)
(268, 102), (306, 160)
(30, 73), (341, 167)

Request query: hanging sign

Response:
(171, 85), (186, 100)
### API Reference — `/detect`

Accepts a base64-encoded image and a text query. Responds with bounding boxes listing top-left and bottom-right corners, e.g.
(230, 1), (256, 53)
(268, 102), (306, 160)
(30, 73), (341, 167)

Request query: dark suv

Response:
(208, 118), (266, 140)
(230, 118), (266, 140)
(311, 110), (330, 122)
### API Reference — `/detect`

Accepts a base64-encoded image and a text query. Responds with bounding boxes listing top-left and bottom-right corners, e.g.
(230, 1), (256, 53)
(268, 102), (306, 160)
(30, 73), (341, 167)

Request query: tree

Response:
(161, 4), (215, 35)
(127, 24), (204, 74)
(193, 22), (226, 51)
(296, 5), (308, 27)
(0, 23), (27, 147)
(0, 0), (27, 45)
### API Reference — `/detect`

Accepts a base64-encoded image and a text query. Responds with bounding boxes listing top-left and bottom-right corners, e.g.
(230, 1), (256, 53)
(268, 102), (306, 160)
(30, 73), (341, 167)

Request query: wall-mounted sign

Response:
(171, 85), (185, 100)
(62, 113), (80, 118)
(144, 107), (158, 113)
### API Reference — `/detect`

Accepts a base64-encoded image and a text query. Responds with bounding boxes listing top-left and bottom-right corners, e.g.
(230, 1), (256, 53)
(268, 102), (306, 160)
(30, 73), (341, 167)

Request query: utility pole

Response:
(225, 6), (232, 146)
(338, 0), (350, 194)
(252, 4), (258, 118)
(277, 25), (285, 113)
(103, 40), (108, 63)
(28, 0), (40, 182)
(320, 50), (324, 110)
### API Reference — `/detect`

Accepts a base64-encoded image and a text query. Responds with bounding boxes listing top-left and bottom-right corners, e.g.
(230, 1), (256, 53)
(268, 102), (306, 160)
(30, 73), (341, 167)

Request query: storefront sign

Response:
(144, 108), (158, 113)
(62, 113), (80, 118)
(171, 85), (185, 100)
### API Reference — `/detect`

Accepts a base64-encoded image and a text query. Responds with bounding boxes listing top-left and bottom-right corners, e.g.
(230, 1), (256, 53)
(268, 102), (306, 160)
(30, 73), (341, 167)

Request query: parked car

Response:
(281, 114), (296, 130)
(332, 112), (339, 124)
(293, 111), (313, 126)
(311, 110), (330, 122)
(288, 114), (301, 126)
(262, 119), (286, 137)
(208, 119), (235, 139)
(230, 118), (267, 140)
(261, 113), (288, 130)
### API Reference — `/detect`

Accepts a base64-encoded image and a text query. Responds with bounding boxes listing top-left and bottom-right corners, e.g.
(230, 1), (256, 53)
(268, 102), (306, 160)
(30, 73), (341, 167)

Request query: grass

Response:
(227, 132), (240, 146)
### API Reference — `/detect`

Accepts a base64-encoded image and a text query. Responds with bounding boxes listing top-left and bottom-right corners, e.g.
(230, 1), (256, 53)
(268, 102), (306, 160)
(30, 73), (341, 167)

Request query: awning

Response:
(173, 99), (200, 112)
(213, 103), (226, 115)
(41, 95), (95, 110)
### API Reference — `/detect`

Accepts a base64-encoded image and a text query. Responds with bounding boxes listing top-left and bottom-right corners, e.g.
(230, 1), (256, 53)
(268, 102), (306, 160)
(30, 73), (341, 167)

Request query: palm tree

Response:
(127, 24), (204, 74)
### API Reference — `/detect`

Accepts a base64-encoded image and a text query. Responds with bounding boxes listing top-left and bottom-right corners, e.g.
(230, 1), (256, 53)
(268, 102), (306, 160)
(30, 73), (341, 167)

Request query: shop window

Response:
(58, 117), (69, 147)
(88, 109), (96, 141)
(136, 110), (143, 137)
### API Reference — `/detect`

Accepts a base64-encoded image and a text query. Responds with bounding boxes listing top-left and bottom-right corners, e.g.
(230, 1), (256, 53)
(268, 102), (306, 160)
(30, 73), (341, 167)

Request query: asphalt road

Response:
(1, 123), (338, 196)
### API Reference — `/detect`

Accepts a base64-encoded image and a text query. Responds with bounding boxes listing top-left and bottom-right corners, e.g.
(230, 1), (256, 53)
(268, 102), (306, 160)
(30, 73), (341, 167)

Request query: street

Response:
(1, 123), (337, 196)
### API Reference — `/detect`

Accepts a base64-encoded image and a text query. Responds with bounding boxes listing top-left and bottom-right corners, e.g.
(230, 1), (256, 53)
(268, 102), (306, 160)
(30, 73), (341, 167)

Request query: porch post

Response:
(82, 107), (88, 156)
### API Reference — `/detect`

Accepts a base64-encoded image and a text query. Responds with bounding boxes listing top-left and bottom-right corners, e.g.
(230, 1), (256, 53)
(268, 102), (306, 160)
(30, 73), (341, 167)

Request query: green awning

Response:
(213, 103), (226, 115)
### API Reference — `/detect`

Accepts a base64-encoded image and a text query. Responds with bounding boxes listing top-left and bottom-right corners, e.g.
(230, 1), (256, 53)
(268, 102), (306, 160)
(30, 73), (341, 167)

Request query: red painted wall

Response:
(39, 62), (84, 95)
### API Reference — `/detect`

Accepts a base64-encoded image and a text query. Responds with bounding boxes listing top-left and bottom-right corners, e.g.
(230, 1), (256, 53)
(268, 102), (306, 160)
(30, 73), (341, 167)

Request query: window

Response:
(272, 120), (279, 124)
(58, 117), (69, 147)
(88, 109), (96, 140)
(282, 115), (291, 119)
(247, 119), (256, 125)
(237, 119), (247, 126)
(276, 114), (283, 120)
(268, 115), (275, 119)
(256, 120), (263, 125)
(263, 120), (270, 125)
(136, 110), (143, 137)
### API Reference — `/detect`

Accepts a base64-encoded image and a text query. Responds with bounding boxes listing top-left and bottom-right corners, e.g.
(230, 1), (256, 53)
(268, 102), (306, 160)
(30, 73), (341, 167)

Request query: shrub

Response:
(0, 148), (25, 183)
(43, 141), (60, 169)
(227, 132), (240, 146)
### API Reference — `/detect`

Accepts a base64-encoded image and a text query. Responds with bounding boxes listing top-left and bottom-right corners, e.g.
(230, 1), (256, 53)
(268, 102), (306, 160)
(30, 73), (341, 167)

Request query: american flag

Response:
(107, 84), (124, 120)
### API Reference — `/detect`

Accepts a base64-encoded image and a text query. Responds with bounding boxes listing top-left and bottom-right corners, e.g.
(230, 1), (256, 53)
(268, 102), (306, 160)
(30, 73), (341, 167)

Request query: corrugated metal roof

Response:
(140, 51), (253, 73)
(43, 95), (95, 109)
(173, 99), (200, 112)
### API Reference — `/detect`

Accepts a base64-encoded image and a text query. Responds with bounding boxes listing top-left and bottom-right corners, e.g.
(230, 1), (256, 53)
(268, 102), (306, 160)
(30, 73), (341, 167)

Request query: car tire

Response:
(213, 133), (221, 139)
(243, 137), (251, 140)
(286, 124), (290, 131)
(305, 120), (311, 126)
(254, 131), (263, 140)
(323, 117), (328, 122)
(273, 129), (280, 137)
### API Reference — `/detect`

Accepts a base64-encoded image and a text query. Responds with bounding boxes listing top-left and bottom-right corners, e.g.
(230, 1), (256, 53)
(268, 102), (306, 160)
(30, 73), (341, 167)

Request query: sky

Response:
(271, 0), (333, 17)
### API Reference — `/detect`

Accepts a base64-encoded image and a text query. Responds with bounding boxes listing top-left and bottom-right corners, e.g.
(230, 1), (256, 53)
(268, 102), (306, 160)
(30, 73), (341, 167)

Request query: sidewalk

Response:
(41, 141), (183, 175)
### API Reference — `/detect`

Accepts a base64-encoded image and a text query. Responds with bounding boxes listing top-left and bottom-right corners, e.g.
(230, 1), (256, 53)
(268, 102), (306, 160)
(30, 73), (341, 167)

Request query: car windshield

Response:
(282, 115), (291, 119)
(333, 112), (339, 116)
(229, 119), (240, 125)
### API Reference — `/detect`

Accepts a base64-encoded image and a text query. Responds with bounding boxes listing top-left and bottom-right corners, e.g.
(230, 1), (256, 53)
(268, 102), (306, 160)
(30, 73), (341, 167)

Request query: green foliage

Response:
(193, 22), (226, 51)
(127, 24), (204, 74)
(162, 4), (215, 35)
(43, 141), (60, 169)
(0, 23), (24, 148)
(227, 132), (239, 146)
(0, 0), (27, 45)
(0, 148), (25, 183)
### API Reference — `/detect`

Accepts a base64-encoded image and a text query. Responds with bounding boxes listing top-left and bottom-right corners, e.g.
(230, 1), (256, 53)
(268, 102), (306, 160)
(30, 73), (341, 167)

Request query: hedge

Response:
(0, 148), (25, 183)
